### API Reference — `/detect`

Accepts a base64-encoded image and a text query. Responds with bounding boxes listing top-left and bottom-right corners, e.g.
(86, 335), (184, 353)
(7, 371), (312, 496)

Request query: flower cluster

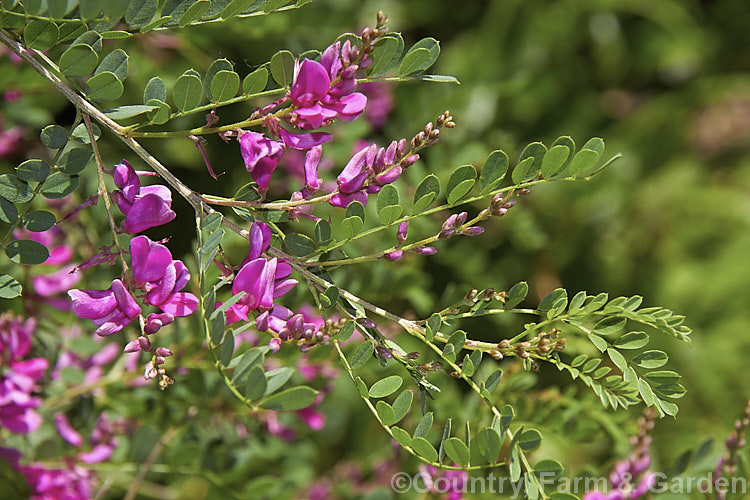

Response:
(0, 314), (47, 434)
(417, 464), (469, 500)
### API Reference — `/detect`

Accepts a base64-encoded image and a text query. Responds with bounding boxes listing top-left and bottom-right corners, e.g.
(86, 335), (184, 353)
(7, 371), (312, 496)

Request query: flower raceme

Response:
(68, 236), (198, 337)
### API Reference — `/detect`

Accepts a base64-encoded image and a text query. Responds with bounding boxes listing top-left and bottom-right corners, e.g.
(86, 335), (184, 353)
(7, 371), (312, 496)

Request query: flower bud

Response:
(155, 347), (172, 357)
(269, 338), (282, 353)
(462, 226), (484, 236)
(413, 246), (437, 255)
(123, 340), (140, 353)
(138, 336), (152, 351)
(397, 221), (409, 245)
(385, 250), (404, 261)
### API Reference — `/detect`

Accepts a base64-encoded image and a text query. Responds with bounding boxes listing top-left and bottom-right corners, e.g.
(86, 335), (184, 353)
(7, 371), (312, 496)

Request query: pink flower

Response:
(111, 160), (176, 234)
(68, 279), (141, 336)
(239, 131), (285, 193)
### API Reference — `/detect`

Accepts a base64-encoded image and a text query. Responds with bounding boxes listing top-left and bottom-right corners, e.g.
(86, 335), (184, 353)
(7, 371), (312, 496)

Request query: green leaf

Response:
(446, 165), (476, 205)
(48, 0), (72, 17)
(319, 286), (338, 309)
(413, 174), (440, 214)
(375, 400), (396, 425)
(219, 331), (235, 365)
(391, 390), (413, 423)
(40, 173), (79, 199)
(95, 49), (128, 81)
(633, 350), (669, 369)
(16, 159), (50, 182)
(540, 145), (570, 178)
(340, 216), (363, 239)
(538, 288), (567, 311)
(6, 240), (49, 265)
(589, 334), (607, 352)
(23, 211), (56, 232)
(57, 21), (87, 43)
(413, 412), (433, 438)
(614, 331), (649, 349)
(0, 175), (32, 203)
(411, 437), (438, 463)
(146, 99), (171, 125)
(210, 313), (225, 344)
(101, 31), (131, 40)
(582, 137), (605, 156)
(40, 125), (68, 150)
(0, 198), (18, 224)
(479, 149), (509, 193)
(57, 149), (92, 176)
(105, 105), (159, 120)
(314, 219), (331, 243)
(0, 274), (22, 299)
(607, 348), (627, 372)
(210, 70), (240, 102)
(221, 0), (257, 19)
(59, 44), (98, 77)
(366, 33), (404, 77)
(126, 0), (158, 28)
(23, 20), (59, 50)
(260, 386), (318, 411)
(475, 427), (501, 464)
(369, 375), (403, 398)
(173, 72), (203, 112)
(345, 200), (365, 220)
(485, 370), (503, 392)
(337, 321), (355, 342)
(270, 50), (295, 87)
(72, 31), (102, 54)
(264, 367), (293, 395)
(399, 37), (440, 76)
(594, 316), (627, 337)
(444, 437), (470, 466)
(284, 233), (315, 257)
(243, 67), (269, 95)
(391, 427), (412, 448)
(143, 76), (167, 103)
(569, 149), (600, 177)
(518, 429), (542, 451)
(504, 281), (529, 309)
(377, 186), (402, 225)
(511, 156), (536, 184)
(644, 370), (681, 385)
(179, 0), (211, 27)
(78, 0), (103, 18)
(350, 342), (374, 369)
(86, 71), (123, 102)
(139, 16), (173, 34)
(244, 366), (266, 401)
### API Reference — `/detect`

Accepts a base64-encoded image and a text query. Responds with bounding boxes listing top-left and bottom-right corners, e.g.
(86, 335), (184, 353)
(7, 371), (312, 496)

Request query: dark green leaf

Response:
(58, 148), (92, 175)
(633, 350), (669, 369)
(504, 281), (528, 309)
(337, 321), (355, 342)
(284, 233), (315, 257)
(95, 49), (128, 81)
(366, 33), (404, 77)
(0, 198), (18, 223)
(23, 211), (56, 232)
(40, 125), (68, 150)
(126, 0), (158, 28)
(210, 313), (225, 344)
(16, 159), (50, 182)
(514, 142), (547, 183)
(538, 288), (567, 311)
(179, 0), (211, 27)
(479, 149), (509, 193)
(78, 0), (103, 18)
(0, 274), (22, 298)
(221, 0), (257, 19)
(351, 342), (374, 369)
(40, 173), (79, 199)
(399, 37), (440, 76)
(413, 174), (440, 214)
(143, 76), (166, 104)
(6, 239), (49, 265)
(86, 71), (124, 102)
(615, 331), (649, 350)
(244, 366), (266, 401)
(444, 437), (470, 466)
(369, 375), (403, 398)
(23, 20), (59, 51)
(173, 72), (203, 112)
(146, 99), (171, 125)
(314, 219), (331, 243)
(242, 67), (269, 94)
(219, 331), (235, 365)
(105, 105), (159, 120)
(594, 316), (627, 336)
(270, 50), (295, 87)
(475, 427), (501, 464)
(0, 175), (31, 203)
(259, 386), (318, 411)
(446, 165), (476, 205)
(485, 370), (503, 392)
(59, 44), (98, 77)
(518, 429), (542, 451)
(411, 437), (438, 463)
(413, 412), (433, 438)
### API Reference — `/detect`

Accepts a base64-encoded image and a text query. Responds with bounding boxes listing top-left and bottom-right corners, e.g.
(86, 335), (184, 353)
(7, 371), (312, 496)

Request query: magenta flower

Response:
(0, 314), (48, 434)
(239, 131), (285, 193)
(32, 264), (80, 297)
(68, 279), (141, 336)
(111, 160), (176, 234)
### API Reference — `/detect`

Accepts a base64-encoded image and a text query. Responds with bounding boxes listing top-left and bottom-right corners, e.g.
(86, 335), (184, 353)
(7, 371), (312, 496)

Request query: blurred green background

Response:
(3, 0), (750, 498)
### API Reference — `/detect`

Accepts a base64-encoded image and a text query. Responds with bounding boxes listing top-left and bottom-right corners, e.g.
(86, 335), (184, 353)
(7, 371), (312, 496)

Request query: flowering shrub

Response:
(0, 2), (748, 499)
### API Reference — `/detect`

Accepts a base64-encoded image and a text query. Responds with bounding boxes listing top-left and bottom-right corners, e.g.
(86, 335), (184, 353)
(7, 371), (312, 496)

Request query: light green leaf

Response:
(399, 37), (439, 76)
(446, 165), (476, 205)
(179, 0), (211, 27)
(479, 149), (509, 193)
(413, 174), (440, 214)
(633, 350), (669, 369)
(444, 437), (470, 466)
(369, 375), (403, 398)
(270, 50), (295, 87)
(0, 274), (22, 299)
(143, 76), (166, 103)
(615, 331), (649, 350)
(243, 67), (268, 94)
(411, 437), (438, 463)
(260, 386), (318, 411)
(569, 149), (600, 177)
(105, 105), (159, 120)
(540, 145), (570, 178)
(351, 342), (374, 369)
(367, 33), (403, 77)
(210, 70), (240, 102)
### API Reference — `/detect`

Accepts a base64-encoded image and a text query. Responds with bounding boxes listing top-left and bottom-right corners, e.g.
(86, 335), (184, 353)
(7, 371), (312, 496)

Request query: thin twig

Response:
(123, 426), (179, 500)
